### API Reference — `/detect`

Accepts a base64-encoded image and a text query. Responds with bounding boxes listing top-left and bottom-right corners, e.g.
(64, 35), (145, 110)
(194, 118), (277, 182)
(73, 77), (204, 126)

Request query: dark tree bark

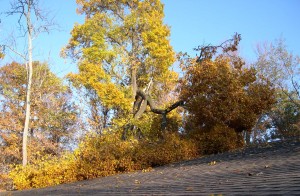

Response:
(122, 89), (184, 140)
(134, 89), (184, 129)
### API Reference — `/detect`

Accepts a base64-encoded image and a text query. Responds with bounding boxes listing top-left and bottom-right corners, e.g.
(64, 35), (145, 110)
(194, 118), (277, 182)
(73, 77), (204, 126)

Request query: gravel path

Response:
(2, 141), (300, 195)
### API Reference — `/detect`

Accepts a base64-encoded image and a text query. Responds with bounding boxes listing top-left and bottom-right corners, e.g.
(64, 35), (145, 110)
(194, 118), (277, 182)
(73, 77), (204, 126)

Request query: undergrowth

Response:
(9, 132), (198, 190)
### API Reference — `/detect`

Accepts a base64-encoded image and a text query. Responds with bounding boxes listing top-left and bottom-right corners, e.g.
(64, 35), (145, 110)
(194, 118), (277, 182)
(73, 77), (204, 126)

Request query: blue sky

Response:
(0, 0), (299, 77)
(163, 0), (300, 61)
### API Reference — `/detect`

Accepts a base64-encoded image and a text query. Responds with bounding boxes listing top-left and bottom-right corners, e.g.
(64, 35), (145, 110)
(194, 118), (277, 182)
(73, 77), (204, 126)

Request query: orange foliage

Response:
(180, 56), (275, 153)
(0, 62), (78, 164)
(190, 124), (244, 154)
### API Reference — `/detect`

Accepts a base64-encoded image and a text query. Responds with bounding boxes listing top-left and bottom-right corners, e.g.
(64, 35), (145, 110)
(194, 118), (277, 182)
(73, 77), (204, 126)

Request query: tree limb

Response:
(134, 89), (185, 129)
(2, 44), (27, 61)
(195, 33), (241, 62)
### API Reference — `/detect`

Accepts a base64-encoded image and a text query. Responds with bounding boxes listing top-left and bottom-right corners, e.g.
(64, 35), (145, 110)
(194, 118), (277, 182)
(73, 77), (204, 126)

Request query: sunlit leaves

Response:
(63, 0), (176, 133)
(0, 62), (78, 164)
(180, 56), (275, 147)
(9, 132), (198, 190)
(68, 60), (131, 112)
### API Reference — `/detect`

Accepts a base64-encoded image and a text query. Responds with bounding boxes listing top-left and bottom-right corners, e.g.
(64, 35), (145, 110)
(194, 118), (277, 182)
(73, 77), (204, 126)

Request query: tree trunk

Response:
(22, 2), (33, 167)
(131, 67), (137, 100)
(245, 131), (251, 145)
(135, 89), (184, 129)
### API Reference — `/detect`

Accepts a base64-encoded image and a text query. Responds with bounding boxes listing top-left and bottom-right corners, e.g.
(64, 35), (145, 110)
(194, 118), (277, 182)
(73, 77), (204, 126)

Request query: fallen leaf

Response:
(186, 187), (194, 191)
(134, 180), (141, 184)
(142, 167), (153, 173)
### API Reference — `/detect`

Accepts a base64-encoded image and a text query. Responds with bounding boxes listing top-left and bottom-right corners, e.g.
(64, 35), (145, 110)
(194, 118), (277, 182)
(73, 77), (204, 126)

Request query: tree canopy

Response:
(62, 0), (178, 135)
(0, 62), (78, 164)
(180, 56), (275, 134)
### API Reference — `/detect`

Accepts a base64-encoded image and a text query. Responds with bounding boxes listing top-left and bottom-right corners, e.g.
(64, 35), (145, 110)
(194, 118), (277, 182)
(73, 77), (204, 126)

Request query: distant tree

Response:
(253, 38), (300, 141)
(0, 62), (78, 164)
(270, 93), (300, 140)
(254, 38), (300, 108)
(3, 0), (55, 166)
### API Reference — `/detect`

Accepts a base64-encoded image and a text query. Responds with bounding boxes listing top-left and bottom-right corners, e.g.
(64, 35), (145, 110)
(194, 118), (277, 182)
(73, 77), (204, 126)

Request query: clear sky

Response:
(0, 0), (299, 77)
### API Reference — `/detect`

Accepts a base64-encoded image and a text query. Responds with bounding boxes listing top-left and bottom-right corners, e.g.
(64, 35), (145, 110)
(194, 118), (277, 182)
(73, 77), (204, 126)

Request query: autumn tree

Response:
(254, 38), (300, 108)
(179, 35), (275, 153)
(253, 38), (300, 141)
(3, 0), (55, 166)
(63, 0), (180, 136)
(0, 61), (78, 165)
(268, 92), (300, 140)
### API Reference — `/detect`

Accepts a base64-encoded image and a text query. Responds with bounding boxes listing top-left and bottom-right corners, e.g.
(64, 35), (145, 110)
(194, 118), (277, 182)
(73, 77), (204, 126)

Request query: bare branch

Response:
(195, 33), (241, 62)
(5, 0), (26, 26)
(4, 0), (57, 38)
(2, 44), (27, 61)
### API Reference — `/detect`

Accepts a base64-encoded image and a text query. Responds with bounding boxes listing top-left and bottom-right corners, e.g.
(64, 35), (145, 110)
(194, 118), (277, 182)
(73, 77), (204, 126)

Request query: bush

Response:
(8, 132), (198, 190)
(135, 132), (198, 167)
(9, 153), (77, 190)
(73, 133), (138, 180)
(0, 173), (12, 191)
(8, 133), (134, 190)
(190, 124), (244, 155)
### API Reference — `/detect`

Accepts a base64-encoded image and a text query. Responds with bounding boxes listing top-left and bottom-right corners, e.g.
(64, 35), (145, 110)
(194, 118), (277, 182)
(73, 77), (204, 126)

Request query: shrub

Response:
(0, 173), (12, 191)
(8, 132), (199, 190)
(73, 133), (138, 180)
(9, 133), (135, 190)
(9, 153), (77, 190)
(190, 124), (244, 155)
(135, 132), (198, 167)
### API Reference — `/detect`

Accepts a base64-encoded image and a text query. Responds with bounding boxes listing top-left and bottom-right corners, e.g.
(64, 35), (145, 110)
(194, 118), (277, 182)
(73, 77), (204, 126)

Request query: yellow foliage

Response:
(0, 173), (11, 190)
(67, 60), (131, 112)
(73, 133), (138, 179)
(134, 132), (198, 168)
(9, 132), (198, 190)
(63, 0), (176, 124)
(9, 153), (77, 190)
(0, 52), (4, 59)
